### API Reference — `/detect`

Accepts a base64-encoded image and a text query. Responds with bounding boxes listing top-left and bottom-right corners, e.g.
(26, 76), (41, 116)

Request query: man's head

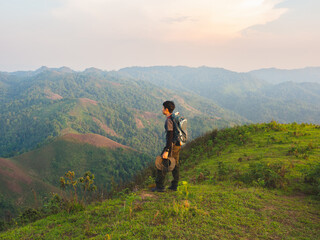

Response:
(162, 101), (175, 115)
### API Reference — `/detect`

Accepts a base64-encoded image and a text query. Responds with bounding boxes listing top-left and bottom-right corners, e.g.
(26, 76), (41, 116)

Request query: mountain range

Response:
(1, 65), (320, 217)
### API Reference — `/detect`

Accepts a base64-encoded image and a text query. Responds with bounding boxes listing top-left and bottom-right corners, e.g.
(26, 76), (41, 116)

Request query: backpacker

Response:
(171, 112), (188, 145)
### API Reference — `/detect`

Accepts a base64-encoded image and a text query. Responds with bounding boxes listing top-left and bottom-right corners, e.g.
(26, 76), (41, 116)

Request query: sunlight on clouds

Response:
(52, 0), (287, 42)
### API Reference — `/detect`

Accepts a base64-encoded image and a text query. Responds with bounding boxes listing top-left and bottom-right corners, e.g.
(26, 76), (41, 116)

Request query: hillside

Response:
(1, 122), (319, 239)
(249, 67), (320, 84)
(0, 67), (246, 158)
(0, 157), (61, 218)
(0, 133), (151, 219)
(119, 66), (320, 123)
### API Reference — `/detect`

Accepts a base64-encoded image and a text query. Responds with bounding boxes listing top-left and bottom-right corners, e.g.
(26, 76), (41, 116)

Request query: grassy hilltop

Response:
(1, 122), (320, 239)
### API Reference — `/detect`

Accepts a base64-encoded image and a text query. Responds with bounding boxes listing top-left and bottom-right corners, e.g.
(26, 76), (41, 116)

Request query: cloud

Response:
(51, 0), (288, 42)
(3, 0), (304, 72)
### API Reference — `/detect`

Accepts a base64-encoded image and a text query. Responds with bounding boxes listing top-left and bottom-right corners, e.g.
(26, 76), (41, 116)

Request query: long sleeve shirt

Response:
(164, 115), (174, 152)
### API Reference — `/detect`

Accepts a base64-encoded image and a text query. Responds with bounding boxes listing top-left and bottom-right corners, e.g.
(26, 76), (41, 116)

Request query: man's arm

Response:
(162, 118), (174, 159)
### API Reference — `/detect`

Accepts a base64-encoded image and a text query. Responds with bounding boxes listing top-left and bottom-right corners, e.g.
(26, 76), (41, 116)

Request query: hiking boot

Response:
(151, 187), (165, 192)
(167, 185), (177, 191)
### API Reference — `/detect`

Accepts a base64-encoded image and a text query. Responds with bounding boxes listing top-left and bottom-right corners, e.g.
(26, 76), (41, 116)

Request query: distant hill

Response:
(0, 133), (150, 218)
(249, 67), (320, 84)
(119, 66), (268, 97)
(0, 67), (245, 157)
(120, 66), (320, 123)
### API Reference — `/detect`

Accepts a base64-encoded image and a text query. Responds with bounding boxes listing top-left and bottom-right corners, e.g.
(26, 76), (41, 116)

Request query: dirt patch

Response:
(139, 191), (157, 200)
(133, 110), (159, 128)
(141, 111), (159, 120)
(44, 89), (63, 100)
(135, 117), (144, 129)
(173, 95), (202, 114)
(62, 133), (130, 150)
(110, 82), (123, 87)
(0, 158), (33, 194)
(92, 117), (119, 137)
(79, 98), (98, 106)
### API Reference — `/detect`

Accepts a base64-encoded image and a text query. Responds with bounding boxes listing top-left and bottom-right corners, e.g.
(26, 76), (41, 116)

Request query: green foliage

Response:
(17, 208), (42, 225)
(304, 163), (320, 196)
(123, 193), (141, 219)
(181, 121), (320, 195)
(42, 194), (65, 215)
(217, 161), (235, 181)
(243, 162), (289, 189)
(0, 195), (16, 221)
(1, 122), (320, 238)
(177, 181), (190, 199)
(60, 171), (97, 210)
(287, 143), (316, 159)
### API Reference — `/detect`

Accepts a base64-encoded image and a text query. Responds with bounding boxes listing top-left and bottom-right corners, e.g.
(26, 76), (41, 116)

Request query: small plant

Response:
(123, 193), (141, 219)
(59, 171), (97, 212)
(79, 171), (97, 203)
(145, 176), (155, 188)
(60, 171), (78, 202)
(171, 200), (190, 217)
(178, 181), (190, 199)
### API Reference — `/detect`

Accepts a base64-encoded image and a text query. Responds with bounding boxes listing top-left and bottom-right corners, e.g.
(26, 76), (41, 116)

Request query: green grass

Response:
(1, 122), (320, 239)
(1, 184), (319, 239)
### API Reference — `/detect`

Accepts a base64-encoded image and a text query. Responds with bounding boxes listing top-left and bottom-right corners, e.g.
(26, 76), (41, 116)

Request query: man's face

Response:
(162, 106), (169, 115)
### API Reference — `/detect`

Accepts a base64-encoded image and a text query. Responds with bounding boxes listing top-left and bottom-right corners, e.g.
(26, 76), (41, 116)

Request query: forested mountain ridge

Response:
(0, 67), (245, 158)
(119, 66), (320, 123)
(249, 67), (320, 84)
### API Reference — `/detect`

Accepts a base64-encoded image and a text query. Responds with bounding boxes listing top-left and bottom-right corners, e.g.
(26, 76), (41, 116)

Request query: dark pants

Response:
(156, 145), (181, 189)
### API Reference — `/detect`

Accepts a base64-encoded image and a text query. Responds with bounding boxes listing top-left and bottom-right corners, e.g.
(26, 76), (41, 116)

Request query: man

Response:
(153, 101), (181, 192)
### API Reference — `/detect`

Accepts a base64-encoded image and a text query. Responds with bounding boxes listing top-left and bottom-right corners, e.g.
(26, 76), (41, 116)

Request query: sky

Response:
(0, 0), (319, 72)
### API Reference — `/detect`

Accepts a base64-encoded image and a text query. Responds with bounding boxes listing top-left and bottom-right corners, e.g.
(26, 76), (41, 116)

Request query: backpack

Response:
(171, 112), (188, 145)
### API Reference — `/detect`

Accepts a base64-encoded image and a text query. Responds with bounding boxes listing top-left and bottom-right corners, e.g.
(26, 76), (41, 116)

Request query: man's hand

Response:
(162, 151), (169, 159)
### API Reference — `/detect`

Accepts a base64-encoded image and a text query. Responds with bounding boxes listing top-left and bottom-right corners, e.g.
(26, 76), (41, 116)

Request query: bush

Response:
(304, 163), (320, 196)
(243, 162), (289, 189)
(18, 208), (42, 225)
(216, 161), (235, 181)
(0, 220), (6, 232)
(42, 193), (65, 215)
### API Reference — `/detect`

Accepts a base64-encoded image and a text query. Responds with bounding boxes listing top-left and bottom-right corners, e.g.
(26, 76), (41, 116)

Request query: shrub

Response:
(304, 163), (320, 196)
(42, 193), (65, 215)
(243, 162), (289, 189)
(287, 143), (315, 159)
(217, 161), (235, 181)
(266, 121), (287, 131)
(18, 208), (42, 225)
(59, 171), (97, 213)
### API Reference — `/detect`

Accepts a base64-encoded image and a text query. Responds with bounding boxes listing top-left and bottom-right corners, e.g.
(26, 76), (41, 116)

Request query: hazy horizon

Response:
(1, 65), (320, 74)
(1, 0), (319, 72)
